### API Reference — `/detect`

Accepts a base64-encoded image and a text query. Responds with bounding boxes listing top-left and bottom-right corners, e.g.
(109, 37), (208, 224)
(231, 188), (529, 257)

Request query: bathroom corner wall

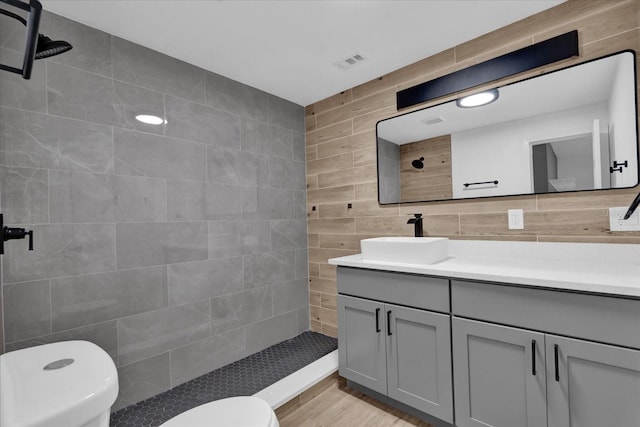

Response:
(0, 11), (308, 410)
(305, 0), (640, 336)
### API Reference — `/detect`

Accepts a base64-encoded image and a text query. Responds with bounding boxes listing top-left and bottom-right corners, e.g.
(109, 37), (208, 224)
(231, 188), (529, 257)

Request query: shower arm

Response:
(0, 0), (42, 79)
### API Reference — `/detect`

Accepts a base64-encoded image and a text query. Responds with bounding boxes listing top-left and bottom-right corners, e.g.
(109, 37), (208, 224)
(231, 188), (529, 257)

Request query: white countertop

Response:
(329, 240), (640, 298)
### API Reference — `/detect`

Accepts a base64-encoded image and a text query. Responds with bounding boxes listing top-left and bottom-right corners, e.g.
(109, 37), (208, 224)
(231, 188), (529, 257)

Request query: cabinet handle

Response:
(554, 344), (560, 382)
(531, 340), (536, 376)
(375, 308), (381, 333)
(387, 310), (392, 336)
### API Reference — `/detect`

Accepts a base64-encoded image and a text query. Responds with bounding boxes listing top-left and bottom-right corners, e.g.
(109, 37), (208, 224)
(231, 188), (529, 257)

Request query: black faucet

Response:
(407, 213), (424, 237)
(623, 192), (640, 220)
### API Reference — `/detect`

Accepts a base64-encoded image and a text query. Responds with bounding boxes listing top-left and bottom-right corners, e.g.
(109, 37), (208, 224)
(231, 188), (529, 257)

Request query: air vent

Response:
(421, 116), (444, 125)
(334, 52), (367, 71)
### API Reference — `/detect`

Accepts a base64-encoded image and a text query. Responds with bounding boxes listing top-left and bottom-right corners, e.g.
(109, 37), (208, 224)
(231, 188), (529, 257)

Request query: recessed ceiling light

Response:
(135, 114), (167, 125)
(456, 89), (499, 108)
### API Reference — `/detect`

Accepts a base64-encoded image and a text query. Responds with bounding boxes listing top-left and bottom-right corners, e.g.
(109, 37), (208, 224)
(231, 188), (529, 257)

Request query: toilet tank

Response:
(0, 341), (118, 427)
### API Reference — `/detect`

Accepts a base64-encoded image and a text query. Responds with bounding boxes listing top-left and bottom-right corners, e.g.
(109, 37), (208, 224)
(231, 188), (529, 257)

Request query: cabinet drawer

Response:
(337, 267), (449, 313)
(452, 280), (640, 349)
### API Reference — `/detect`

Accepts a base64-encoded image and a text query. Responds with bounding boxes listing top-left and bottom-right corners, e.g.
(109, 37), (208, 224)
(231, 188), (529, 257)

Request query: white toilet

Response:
(159, 396), (279, 427)
(0, 340), (118, 427)
(0, 340), (279, 427)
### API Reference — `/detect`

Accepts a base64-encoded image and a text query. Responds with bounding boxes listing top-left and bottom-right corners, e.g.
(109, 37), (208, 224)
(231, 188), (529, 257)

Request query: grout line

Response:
(44, 59), (49, 115)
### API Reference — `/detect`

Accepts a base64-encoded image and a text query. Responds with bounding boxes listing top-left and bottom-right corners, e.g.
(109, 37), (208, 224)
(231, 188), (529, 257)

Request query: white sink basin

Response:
(360, 237), (449, 265)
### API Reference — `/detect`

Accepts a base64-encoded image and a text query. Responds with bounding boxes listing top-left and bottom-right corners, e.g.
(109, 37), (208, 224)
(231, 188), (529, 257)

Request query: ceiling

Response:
(41, 0), (565, 106)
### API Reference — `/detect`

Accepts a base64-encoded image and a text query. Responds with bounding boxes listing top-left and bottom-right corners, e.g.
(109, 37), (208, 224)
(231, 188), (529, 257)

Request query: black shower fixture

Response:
(412, 157), (425, 169)
(0, 0), (73, 79)
(34, 34), (73, 59)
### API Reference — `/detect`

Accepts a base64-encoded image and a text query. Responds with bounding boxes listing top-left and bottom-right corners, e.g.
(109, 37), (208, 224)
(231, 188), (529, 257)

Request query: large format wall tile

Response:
(205, 72), (268, 121)
(245, 310), (300, 355)
(0, 9), (307, 411)
(5, 320), (118, 361)
(3, 280), (51, 343)
(0, 12), (25, 51)
(116, 222), (208, 269)
(0, 48), (47, 113)
(0, 166), (48, 224)
(267, 94), (304, 133)
(167, 258), (243, 307)
(165, 95), (240, 148)
(47, 63), (165, 128)
(241, 118), (293, 159)
(210, 286), (272, 334)
(112, 37), (205, 104)
(112, 81), (166, 135)
(3, 223), (116, 283)
(49, 171), (166, 223)
(0, 107), (114, 173)
(295, 249), (309, 280)
(272, 278), (309, 317)
(208, 220), (271, 259)
(292, 131), (306, 162)
(47, 62), (121, 126)
(207, 146), (268, 187)
(242, 187), (296, 220)
(117, 300), (211, 365)
(40, 11), (112, 77)
(270, 220), (308, 251)
(269, 157), (306, 190)
(114, 353), (171, 411)
(167, 181), (242, 221)
(243, 251), (295, 288)
(114, 128), (205, 181)
(51, 266), (168, 332)
(170, 328), (245, 387)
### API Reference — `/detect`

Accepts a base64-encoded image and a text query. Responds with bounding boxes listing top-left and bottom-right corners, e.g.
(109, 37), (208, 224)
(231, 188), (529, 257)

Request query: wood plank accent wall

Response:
(399, 135), (453, 202)
(304, 0), (640, 336)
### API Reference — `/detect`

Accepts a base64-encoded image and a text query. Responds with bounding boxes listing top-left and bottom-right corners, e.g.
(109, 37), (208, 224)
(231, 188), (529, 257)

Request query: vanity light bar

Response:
(396, 30), (578, 110)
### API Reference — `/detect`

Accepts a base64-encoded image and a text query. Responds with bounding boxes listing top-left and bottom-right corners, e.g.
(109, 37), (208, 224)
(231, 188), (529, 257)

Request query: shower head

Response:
(412, 157), (425, 169)
(0, 1), (73, 79)
(35, 34), (73, 59)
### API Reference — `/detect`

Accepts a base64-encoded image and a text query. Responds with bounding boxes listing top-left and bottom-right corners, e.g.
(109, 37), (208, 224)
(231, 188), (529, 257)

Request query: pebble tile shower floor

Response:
(110, 331), (338, 427)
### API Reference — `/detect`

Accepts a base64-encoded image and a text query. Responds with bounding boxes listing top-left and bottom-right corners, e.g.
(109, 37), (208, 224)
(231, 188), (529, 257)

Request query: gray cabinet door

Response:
(546, 335), (640, 427)
(338, 295), (387, 394)
(452, 317), (547, 427)
(386, 304), (453, 423)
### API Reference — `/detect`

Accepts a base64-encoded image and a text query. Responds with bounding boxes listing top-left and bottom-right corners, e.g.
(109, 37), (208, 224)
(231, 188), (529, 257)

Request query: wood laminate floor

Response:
(279, 378), (433, 427)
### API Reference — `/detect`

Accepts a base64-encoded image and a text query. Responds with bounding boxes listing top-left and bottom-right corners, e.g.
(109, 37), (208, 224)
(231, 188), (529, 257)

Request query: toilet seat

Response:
(159, 396), (279, 427)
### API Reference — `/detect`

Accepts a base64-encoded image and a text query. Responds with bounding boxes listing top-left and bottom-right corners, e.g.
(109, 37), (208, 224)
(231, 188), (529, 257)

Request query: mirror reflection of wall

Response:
(399, 135), (452, 202)
(377, 138), (401, 203)
(376, 51), (638, 205)
(532, 132), (612, 193)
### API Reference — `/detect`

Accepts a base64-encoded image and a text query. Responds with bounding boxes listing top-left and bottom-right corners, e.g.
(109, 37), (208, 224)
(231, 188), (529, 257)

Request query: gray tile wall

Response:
(0, 11), (308, 410)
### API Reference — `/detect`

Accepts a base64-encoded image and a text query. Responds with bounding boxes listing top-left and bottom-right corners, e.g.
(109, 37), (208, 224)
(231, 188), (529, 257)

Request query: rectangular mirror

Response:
(377, 51), (639, 204)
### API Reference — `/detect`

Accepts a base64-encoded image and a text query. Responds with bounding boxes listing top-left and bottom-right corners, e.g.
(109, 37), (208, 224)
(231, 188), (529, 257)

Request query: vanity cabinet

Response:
(336, 267), (640, 427)
(337, 267), (453, 423)
(546, 335), (640, 427)
(338, 295), (453, 422)
(452, 280), (640, 427)
(452, 318), (547, 427)
(337, 296), (387, 394)
(453, 318), (640, 427)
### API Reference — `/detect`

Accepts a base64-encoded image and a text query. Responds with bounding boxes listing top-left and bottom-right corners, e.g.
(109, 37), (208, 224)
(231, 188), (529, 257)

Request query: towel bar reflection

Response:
(463, 180), (499, 188)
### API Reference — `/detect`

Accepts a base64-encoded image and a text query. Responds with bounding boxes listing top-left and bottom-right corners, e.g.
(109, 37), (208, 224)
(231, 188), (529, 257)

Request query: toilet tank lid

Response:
(0, 340), (118, 427)
(160, 396), (276, 427)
